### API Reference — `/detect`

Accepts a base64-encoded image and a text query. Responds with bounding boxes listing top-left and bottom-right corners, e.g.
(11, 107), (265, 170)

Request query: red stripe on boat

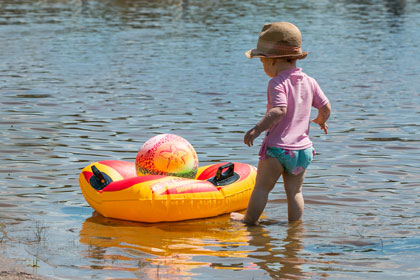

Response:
(83, 171), (93, 182)
(98, 160), (137, 179)
(84, 170), (165, 193)
(102, 175), (165, 192)
(197, 162), (250, 182)
(83, 161), (252, 194)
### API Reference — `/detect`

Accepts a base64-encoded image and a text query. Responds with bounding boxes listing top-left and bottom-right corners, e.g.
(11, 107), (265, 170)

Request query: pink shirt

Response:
(259, 68), (329, 159)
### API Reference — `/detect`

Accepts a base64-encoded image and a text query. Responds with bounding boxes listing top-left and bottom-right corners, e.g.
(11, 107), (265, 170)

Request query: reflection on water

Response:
(79, 213), (309, 279)
(80, 214), (253, 278)
(247, 221), (307, 279)
(0, 0), (419, 279)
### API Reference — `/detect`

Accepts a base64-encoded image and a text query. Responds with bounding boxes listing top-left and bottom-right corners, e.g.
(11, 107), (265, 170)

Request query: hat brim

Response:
(245, 49), (308, 60)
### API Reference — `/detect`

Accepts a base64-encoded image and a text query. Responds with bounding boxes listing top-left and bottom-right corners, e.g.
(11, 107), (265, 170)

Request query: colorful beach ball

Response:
(135, 134), (199, 179)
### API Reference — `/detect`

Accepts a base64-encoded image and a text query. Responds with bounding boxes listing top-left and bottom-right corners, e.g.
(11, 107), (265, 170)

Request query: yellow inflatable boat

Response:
(79, 160), (256, 223)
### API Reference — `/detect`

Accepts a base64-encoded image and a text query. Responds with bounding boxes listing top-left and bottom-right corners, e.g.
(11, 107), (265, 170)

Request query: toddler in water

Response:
(231, 22), (331, 225)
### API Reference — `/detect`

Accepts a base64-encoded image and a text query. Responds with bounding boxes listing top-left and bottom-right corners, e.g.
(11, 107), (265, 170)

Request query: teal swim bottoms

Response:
(266, 146), (315, 175)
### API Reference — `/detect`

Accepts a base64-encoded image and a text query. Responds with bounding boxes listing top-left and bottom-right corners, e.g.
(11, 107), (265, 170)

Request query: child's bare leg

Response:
(243, 157), (284, 225)
(283, 170), (306, 222)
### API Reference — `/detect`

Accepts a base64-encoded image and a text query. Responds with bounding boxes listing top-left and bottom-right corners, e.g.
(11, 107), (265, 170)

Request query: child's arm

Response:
(312, 102), (331, 134)
(244, 106), (286, 147)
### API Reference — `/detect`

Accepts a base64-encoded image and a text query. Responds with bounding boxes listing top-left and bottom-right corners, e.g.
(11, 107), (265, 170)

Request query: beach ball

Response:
(135, 134), (199, 178)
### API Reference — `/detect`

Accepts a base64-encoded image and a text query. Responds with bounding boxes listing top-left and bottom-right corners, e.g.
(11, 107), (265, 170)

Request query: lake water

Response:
(1, 0), (419, 279)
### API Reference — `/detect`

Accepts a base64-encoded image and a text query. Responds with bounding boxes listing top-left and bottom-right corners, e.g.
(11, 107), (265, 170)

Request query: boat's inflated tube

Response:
(79, 160), (256, 223)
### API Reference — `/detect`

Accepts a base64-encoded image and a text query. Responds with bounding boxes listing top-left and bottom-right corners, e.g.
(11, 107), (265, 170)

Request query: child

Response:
(231, 22), (331, 225)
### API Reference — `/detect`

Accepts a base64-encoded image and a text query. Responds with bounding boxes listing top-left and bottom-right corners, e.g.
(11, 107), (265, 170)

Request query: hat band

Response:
(257, 40), (302, 53)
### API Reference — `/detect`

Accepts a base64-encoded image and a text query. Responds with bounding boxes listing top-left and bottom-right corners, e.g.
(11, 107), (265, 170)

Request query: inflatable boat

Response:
(79, 160), (256, 223)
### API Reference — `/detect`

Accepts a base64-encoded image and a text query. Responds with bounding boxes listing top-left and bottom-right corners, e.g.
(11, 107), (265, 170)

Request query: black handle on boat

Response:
(208, 162), (239, 186)
(215, 162), (234, 181)
(92, 165), (106, 184)
(90, 165), (112, 190)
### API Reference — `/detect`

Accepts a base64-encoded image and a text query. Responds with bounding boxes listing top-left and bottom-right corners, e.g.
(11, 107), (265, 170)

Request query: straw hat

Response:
(245, 22), (308, 59)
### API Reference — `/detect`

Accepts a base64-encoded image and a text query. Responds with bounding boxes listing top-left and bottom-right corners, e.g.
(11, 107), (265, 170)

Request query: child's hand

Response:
(312, 103), (331, 135)
(312, 117), (328, 134)
(244, 127), (261, 147)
